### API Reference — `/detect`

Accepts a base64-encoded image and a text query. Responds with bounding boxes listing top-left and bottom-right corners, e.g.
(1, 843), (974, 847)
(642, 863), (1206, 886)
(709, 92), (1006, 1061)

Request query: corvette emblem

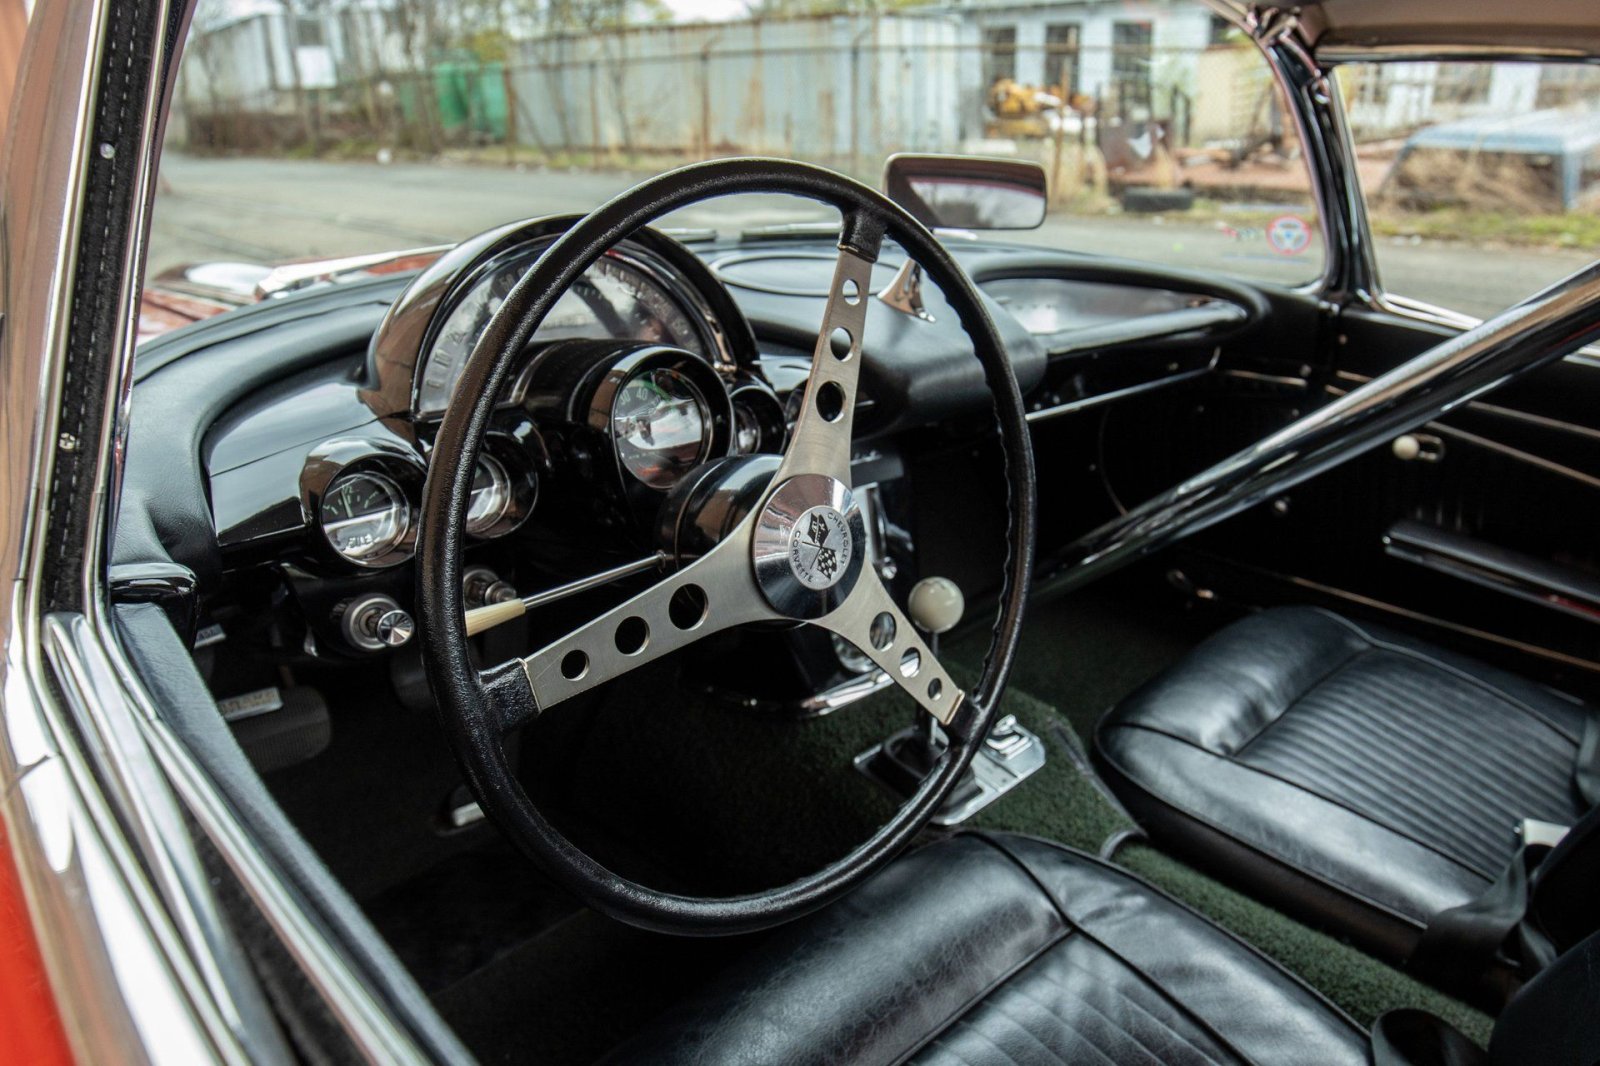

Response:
(788, 505), (853, 591)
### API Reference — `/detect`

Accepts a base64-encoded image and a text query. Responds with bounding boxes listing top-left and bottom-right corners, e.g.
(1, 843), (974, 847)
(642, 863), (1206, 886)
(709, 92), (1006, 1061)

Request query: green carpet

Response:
(1118, 844), (1495, 1045)
(949, 584), (1217, 739)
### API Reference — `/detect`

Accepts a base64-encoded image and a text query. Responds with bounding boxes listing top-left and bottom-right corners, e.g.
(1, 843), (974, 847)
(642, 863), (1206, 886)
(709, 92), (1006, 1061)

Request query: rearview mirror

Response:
(881, 154), (1048, 231)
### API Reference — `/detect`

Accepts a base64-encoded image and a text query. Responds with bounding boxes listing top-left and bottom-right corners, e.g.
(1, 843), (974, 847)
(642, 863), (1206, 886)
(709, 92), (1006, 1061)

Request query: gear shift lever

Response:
(908, 576), (964, 647)
(906, 577), (964, 749)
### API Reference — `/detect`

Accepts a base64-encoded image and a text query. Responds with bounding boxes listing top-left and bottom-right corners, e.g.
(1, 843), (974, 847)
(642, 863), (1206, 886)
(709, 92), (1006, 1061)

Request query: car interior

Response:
(89, 1), (1600, 1063)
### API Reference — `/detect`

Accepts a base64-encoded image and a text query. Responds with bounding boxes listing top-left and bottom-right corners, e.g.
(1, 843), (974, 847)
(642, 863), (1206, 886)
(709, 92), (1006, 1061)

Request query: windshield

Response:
(149, 0), (1323, 313)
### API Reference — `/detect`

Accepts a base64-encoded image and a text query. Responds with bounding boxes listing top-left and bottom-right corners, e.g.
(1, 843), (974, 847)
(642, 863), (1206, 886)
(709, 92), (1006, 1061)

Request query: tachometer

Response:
(320, 470), (411, 564)
(611, 368), (710, 489)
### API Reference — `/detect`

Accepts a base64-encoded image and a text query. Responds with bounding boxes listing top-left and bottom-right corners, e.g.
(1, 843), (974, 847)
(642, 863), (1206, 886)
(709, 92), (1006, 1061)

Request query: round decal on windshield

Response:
(1267, 215), (1312, 257)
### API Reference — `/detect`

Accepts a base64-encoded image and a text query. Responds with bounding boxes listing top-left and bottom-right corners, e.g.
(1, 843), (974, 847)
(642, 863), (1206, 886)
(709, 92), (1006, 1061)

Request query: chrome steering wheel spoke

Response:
(769, 244), (876, 488)
(811, 570), (962, 725)
(513, 515), (773, 716)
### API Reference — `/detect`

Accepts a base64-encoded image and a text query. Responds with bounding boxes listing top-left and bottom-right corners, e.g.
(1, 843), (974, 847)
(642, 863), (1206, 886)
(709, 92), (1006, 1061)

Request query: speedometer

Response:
(416, 247), (709, 417)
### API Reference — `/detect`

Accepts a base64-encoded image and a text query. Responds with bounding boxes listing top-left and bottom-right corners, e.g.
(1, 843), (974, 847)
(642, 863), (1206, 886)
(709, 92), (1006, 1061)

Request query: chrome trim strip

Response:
(1366, 294), (1600, 370)
(1025, 350), (1220, 424)
(1428, 423), (1600, 493)
(1277, 571), (1600, 675)
(1382, 533), (1600, 626)
(1040, 261), (1600, 594)
(1331, 371), (1600, 444)
(41, 615), (259, 1064)
(1218, 368), (1309, 388)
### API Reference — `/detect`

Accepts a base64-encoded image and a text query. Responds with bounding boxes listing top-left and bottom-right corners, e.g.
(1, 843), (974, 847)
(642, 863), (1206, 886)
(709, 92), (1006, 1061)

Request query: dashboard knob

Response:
(908, 577), (964, 636)
(340, 593), (412, 652)
(375, 608), (414, 648)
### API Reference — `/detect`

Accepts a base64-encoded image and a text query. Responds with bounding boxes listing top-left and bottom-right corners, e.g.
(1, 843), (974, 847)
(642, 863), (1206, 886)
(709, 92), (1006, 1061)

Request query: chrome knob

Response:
(341, 593), (411, 652)
(908, 576), (964, 636)
(374, 608), (414, 648)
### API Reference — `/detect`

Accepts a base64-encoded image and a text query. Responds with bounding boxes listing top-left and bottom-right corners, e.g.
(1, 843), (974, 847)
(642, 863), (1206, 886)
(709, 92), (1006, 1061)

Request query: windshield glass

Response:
(1337, 60), (1600, 320)
(148, 0), (1323, 322)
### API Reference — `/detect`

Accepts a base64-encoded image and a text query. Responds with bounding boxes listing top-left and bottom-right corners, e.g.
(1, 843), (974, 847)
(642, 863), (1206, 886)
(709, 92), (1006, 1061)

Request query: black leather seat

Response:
(604, 833), (1371, 1065)
(1094, 606), (1595, 969)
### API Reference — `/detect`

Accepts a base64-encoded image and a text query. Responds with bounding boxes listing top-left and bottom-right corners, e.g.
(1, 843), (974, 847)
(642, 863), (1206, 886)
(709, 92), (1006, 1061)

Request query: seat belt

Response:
(1407, 717), (1600, 989)
(1407, 822), (1561, 987)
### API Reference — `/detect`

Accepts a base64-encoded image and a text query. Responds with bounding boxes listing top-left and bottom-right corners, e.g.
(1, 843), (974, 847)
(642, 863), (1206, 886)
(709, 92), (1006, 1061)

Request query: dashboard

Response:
(127, 215), (1256, 674)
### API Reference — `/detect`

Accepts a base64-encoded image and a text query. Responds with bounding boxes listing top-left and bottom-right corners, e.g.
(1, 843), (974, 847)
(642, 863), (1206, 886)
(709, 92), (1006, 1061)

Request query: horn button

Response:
(752, 474), (866, 619)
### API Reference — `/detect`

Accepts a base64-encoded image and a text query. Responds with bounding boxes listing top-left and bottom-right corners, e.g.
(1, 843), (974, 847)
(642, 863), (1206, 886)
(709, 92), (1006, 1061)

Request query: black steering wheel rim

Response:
(417, 157), (1036, 936)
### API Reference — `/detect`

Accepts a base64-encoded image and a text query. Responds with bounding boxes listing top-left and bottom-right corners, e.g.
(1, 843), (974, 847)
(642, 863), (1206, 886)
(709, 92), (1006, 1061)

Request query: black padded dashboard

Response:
(115, 230), (1262, 600)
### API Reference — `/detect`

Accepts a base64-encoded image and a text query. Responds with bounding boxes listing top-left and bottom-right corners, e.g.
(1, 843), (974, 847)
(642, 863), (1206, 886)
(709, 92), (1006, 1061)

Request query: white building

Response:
(940, 0), (1226, 112)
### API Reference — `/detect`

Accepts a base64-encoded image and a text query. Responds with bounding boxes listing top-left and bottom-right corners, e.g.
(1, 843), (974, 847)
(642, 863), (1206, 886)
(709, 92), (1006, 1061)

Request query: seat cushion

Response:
(602, 833), (1367, 1066)
(1094, 606), (1592, 963)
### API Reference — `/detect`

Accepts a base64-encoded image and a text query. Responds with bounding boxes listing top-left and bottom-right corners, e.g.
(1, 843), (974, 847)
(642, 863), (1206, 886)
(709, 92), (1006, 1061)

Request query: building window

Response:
(1111, 21), (1153, 113)
(1536, 63), (1600, 109)
(295, 16), (325, 49)
(1432, 62), (1493, 105)
(983, 26), (1017, 86)
(1044, 23), (1080, 95)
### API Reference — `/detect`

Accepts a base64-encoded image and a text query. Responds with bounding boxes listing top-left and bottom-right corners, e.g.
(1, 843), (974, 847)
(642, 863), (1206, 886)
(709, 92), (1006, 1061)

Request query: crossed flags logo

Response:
(806, 512), (839, 579)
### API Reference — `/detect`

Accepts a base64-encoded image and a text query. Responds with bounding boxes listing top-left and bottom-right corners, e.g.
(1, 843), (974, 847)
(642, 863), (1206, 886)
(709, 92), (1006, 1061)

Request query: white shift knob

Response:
(908, 577), (964, 635)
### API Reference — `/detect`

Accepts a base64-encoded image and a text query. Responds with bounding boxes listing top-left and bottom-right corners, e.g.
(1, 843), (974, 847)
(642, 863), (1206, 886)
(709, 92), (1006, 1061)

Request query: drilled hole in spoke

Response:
(615, 616), (649, 655)
(669, 584), (708, 630)
(842, 278), (861, 305)
(869, 612), (896, 651)
(815, 381), (846, 423)
(828, 327), (853, 361)
(560, 650), (589, 681)
(928, 678), (943, 701)
(899, 647), (921, 678)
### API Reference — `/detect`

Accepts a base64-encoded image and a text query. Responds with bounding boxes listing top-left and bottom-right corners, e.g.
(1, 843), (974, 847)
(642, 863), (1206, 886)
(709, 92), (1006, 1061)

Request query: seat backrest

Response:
(1490, 927), (1600, 1064)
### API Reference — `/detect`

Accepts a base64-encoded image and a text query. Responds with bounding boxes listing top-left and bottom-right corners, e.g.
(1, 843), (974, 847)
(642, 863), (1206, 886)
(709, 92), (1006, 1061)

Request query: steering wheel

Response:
(417, 158), (1036, 935)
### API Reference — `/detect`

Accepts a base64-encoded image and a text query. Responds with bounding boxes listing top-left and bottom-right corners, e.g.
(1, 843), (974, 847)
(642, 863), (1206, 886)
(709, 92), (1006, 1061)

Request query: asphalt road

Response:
(150, 154), (1594, 320)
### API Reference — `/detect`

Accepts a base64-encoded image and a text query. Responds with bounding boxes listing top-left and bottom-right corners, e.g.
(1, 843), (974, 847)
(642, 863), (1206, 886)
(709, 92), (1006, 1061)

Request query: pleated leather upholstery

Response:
(1096, 607), (1593, 964)
(912, 939), (1244, 1066)
(603, 834), (1368, 1066)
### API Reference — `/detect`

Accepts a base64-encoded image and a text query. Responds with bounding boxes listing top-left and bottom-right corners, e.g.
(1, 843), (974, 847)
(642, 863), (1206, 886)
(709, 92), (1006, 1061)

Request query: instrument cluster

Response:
(297, 221), (783, 572)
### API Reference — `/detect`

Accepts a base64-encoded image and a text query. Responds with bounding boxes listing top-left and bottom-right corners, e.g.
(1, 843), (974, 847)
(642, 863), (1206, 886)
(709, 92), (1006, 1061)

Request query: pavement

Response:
(150, 154), (1594, 321)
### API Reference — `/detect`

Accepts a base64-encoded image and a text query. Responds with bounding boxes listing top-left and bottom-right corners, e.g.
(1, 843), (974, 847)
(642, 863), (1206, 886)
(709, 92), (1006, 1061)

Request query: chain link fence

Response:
(173, 30), (1304, 203)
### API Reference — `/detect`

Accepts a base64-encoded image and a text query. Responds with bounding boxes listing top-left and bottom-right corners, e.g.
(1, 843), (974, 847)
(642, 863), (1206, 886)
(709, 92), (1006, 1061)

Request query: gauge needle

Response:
(463, 553), (668, 637)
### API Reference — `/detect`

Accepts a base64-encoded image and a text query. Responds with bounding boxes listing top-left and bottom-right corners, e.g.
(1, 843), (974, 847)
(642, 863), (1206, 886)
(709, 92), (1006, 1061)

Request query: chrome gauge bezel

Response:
(580, 346), (735, 495)
(300, 438), (427, 570)
(465, 453), (512, 534)
(610, 367), (713, 490)
(729, 378), (789, 455)
(464, 436), (539, 540)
